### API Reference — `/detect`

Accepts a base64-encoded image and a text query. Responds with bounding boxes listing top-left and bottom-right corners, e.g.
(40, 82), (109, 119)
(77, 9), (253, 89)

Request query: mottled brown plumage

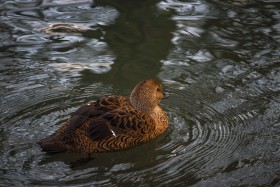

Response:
(38, 80), (169, 153)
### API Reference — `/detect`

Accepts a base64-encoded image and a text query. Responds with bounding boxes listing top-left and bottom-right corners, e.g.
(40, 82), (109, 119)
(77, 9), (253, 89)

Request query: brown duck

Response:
(38, 79), (169, 153)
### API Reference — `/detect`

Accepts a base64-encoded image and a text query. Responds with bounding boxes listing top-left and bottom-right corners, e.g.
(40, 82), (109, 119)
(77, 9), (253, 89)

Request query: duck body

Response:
(38, 80), (169, 153)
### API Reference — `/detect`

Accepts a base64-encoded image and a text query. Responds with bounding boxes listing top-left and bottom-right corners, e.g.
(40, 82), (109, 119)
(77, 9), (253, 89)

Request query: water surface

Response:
(0, 0), (279, 186)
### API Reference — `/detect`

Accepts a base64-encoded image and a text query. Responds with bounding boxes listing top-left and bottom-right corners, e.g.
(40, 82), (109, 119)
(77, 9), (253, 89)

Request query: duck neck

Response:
(130, 97), (154, 114)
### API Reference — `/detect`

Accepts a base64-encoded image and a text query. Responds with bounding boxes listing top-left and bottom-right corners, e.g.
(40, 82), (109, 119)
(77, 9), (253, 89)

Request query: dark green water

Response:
(0, 0), (279, 186)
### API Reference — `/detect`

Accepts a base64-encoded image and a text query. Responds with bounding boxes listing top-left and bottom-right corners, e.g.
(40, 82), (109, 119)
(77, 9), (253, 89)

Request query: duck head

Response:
(130, 79), (167, 112)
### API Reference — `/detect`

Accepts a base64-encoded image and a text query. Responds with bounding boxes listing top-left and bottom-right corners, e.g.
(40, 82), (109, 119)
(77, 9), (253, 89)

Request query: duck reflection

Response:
(79, 0), (176, 87)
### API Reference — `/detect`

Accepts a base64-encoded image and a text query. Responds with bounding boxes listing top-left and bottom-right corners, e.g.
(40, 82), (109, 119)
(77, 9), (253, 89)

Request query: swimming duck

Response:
(38, 79), (169, 153)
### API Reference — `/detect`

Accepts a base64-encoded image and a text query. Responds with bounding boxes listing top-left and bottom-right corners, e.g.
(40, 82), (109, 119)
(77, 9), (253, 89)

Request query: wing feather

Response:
(64, 96), (129, 135)
(88, 107), (156, 141)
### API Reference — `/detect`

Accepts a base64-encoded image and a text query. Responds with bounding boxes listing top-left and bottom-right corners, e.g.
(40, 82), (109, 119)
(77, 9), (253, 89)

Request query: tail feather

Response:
(38, 136), (65, 153)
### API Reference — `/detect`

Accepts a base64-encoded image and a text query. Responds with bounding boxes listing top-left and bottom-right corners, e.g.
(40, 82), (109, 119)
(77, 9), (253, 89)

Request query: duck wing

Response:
(88, 107), (156, 141)
(64, 96), (130, 135)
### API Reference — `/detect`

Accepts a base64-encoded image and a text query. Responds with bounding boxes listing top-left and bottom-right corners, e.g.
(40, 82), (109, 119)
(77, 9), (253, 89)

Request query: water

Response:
(0, 0), (279, 186)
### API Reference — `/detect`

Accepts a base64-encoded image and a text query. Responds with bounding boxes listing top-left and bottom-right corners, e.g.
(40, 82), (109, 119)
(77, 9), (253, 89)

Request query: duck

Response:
(38, 79), (169, 153)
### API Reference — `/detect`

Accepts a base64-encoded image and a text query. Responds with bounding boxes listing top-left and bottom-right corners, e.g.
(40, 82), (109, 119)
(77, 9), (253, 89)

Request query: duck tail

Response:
(38, 136), (65, 153)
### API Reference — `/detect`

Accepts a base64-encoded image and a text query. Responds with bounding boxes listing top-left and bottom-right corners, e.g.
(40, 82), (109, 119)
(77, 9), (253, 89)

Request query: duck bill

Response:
(163, 91), (169, 99)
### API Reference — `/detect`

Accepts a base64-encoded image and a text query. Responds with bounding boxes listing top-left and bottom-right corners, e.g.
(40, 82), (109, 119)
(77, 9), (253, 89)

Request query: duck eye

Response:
(157, 88), (161, 92)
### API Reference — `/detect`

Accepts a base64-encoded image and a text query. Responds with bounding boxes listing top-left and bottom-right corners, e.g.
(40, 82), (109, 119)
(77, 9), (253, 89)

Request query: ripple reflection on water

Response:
(1, 0), (280, 186)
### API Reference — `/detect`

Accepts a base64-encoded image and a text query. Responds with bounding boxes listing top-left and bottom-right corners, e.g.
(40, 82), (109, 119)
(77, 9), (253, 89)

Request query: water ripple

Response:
(146, 84), (259, 183)
(1, 79), (251, 186)
(0, 0), (279, 186)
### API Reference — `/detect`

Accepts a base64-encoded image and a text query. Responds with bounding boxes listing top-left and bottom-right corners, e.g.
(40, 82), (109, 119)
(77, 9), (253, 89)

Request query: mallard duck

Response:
(38, 79), (169, 153)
